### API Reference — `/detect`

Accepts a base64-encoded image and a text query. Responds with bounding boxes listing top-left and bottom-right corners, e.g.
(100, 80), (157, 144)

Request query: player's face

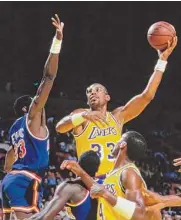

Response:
(86, 84), (110, 109)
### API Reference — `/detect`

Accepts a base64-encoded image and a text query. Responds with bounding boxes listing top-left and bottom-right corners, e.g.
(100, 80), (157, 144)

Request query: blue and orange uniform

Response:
(2, 114), (49, 214)
(65, 178), (103, 220)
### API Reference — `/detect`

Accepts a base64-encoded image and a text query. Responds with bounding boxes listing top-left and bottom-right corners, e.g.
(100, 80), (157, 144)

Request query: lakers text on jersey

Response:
(74, 112), (122, 176)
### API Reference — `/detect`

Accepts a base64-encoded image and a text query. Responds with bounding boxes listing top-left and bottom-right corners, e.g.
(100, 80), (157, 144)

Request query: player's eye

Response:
(86, 89), (91, 94)
(96, 87), (101, 92)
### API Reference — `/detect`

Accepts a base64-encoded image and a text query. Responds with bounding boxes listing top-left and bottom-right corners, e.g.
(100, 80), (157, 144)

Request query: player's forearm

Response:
(102, 190), (117, 206)
(102, 192), (146, 220)
(142, 70), (163, 101)
(79, 170), (96, 189)
(29, 39), (62, 116)
(143, 58), (168, 100)
(43, 53), (59, 80)
(56, 116), (74, 133)
(161, 195), (181, 208)
(56, 111), (87, 133)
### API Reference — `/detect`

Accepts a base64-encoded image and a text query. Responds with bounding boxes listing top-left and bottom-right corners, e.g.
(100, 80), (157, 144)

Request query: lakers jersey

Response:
(74, 112), (122, 176)
(97, 163), (147, 220)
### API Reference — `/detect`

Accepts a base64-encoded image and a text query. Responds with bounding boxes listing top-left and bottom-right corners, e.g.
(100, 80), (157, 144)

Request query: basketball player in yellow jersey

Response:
(56, 37), (177, 176)
(89, 131), (181, 220)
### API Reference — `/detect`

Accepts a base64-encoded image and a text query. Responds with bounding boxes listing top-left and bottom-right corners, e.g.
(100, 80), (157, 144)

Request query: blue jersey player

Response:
(2, 14), (64, 220)
(28, 151), (101, 220)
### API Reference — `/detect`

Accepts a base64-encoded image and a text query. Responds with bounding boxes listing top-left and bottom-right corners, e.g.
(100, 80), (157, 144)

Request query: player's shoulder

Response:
(70, 108), (88, 115)
(121, 167), (143, 189)
(9, 116), (24, 132)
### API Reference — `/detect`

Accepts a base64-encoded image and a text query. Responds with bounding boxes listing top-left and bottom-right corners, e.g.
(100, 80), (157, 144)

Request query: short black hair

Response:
(123, 131), (147, 161)
(79, 150), (100, 177)
(13, 95), (32, 117)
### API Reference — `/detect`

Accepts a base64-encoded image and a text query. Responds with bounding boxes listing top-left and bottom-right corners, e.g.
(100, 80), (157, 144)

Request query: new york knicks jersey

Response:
(65, 178), (104, 220)
(9, 114), (49, 177)
(74, 112), (122, 176)
(66, 190), (91, 220)
(97, 163), (147, 220)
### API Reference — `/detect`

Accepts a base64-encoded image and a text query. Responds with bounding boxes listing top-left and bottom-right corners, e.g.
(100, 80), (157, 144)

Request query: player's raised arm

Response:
(28, 14), (64, 119)
(112, 37), (177, 124)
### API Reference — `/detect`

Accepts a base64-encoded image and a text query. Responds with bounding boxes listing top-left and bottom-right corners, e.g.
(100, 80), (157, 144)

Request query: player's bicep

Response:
(122, 169), (145, 208)
(29, 76), (55, 118)
(117, 93), (151, 124)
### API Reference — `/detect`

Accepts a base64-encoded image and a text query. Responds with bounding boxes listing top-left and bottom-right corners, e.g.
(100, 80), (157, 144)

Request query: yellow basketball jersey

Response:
(73, 112), (122, 176)
(97, 163), (147, 220)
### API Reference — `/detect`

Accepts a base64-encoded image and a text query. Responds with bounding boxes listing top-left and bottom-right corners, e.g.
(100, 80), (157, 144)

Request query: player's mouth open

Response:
(90, 96), (98, 102)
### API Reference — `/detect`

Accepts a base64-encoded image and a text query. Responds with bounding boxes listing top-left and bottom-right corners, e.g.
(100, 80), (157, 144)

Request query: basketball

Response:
(147, 21), (176, 50)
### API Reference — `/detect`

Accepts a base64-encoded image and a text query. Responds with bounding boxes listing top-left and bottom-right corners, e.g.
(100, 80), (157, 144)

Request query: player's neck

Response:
(113, 155), (132, 170)
(91, 105), (107, 115)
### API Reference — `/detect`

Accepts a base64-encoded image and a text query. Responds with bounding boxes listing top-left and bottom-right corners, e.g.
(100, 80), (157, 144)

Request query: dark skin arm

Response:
(27, 14), (64, 138)
(60, 160), (96, 189)
(90, 168), (146, 220)
(4, 148), (15, 173)
(56, 109), (108, 134)
(144, 190), (181, 208)
(56, 108), (86, 134)
(112, 37), (177, 124)
(119, 168), (146, 220)
(28, 182), (75, 220)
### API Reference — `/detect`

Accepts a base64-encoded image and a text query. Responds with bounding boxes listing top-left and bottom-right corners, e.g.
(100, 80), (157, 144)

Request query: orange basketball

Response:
(147, 21), (176, 50)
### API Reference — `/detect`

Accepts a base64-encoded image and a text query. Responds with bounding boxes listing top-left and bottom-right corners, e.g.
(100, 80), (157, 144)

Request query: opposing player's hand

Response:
(157, 36), (177, 61)
(51, 14), (64, 41)
(82, 111), (109, 127)
(60, 160), (84, 177)
(90, 183), (106, 199)
(173, 158), (181, 172)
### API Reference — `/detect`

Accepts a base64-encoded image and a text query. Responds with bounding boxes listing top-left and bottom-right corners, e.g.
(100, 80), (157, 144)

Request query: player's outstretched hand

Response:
(90, 183), (106, 199)
(60, 160), (84, 177)
(82, 111), (109, 127)
(173, 157), (181, 172)
(157, 36), (177, 61)
(51, 14), (64, 41)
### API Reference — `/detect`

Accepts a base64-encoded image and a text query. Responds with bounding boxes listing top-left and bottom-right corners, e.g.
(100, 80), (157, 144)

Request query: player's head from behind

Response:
(86, 83), (110, 110)
(112, 131), (147, 162)
(79, 150), (100, 177)
(13, 95), (32, 117)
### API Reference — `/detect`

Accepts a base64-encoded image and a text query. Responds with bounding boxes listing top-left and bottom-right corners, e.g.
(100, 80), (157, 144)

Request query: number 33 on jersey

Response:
(74, 112), (122, 176)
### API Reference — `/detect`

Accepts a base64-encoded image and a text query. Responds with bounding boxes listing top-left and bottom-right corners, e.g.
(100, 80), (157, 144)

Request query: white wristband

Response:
(71, 113), (86, 127)
(50, 37), (62, 54)
(113, 197), (136, 220)
(154, 59), (168, 72)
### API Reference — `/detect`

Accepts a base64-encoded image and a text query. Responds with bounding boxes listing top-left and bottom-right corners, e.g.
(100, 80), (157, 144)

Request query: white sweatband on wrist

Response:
(71, 113), (86, 127)
(154, 59), (168, 72)
(50, 37), (62, 54)
(113, 197), (136, 220)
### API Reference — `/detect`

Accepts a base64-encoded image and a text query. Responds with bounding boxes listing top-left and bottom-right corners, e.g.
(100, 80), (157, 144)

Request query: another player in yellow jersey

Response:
(89, 131), (181, 220)
(56, 38), (177, 176)
(61, 131), (181, 220)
